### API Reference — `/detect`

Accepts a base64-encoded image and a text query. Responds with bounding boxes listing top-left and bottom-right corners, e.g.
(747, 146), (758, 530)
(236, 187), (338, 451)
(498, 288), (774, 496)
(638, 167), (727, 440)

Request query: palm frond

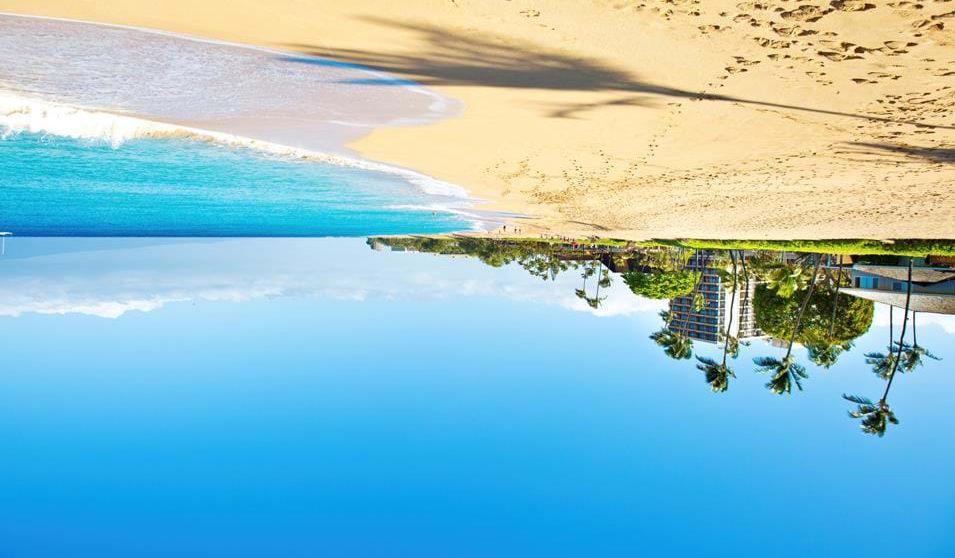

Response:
(843, 393), (899, 437)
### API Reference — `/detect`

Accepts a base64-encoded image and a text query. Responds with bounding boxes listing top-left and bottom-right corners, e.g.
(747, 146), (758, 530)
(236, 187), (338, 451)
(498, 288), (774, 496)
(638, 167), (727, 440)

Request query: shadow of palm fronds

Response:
(280, 16), (953, 128)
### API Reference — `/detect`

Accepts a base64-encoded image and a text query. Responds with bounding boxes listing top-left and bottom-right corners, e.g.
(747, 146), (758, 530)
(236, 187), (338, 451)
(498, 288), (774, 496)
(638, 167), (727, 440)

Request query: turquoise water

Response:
(0, 133), (471, 236)
(0, 239), (953, 557)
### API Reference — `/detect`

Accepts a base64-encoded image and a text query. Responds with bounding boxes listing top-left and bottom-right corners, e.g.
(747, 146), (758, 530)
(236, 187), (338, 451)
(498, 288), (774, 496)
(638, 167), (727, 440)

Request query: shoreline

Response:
(0, 91), (470, 199)
(0, 12), (498, 228)
(0, 1), (952, 240)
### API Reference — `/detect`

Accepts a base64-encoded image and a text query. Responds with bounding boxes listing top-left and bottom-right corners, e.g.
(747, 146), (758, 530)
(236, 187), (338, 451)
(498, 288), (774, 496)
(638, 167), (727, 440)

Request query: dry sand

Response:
(2, 0), (953, 240)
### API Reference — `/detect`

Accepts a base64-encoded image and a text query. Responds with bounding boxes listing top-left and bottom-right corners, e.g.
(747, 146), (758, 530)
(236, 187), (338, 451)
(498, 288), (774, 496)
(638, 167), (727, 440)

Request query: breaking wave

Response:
(0, 91), (470, 200)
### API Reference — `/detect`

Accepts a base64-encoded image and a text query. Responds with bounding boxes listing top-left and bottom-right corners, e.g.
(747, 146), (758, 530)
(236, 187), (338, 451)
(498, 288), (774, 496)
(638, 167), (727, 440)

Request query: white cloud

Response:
(872, 304), (955, 333)
(0, 239), (664, 320)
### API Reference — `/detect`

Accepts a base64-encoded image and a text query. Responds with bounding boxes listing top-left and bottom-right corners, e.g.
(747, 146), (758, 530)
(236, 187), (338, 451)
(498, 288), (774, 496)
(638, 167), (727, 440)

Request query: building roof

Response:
(854, 265), (955, 284)
(841, 288), (955, 315)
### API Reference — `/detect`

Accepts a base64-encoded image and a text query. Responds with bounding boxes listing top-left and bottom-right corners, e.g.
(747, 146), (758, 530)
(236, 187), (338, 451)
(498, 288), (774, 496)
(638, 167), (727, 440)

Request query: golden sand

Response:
(2, 0), (953, 239)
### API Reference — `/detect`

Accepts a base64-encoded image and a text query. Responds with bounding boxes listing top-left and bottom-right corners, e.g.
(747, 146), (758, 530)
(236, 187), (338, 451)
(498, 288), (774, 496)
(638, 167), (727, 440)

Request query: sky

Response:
(0, 238), (952, 557)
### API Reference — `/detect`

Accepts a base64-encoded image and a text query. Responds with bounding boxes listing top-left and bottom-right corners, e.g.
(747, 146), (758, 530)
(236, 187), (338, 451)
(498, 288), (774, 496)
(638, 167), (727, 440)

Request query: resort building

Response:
(842, 262), (955, 315)
(667, 251), (765, 344)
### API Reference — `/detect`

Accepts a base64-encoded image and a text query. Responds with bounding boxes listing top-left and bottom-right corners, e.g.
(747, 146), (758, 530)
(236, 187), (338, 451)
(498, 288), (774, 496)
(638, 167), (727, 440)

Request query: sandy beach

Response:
(1, 0), (952, 240)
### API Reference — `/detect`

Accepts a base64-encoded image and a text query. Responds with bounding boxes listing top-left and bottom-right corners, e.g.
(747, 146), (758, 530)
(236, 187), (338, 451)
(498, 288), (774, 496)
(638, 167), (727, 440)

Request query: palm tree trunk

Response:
(889, 306), (894, 347)
(912, 311), (918, 348)
(592, 257), (601, 306)
(723, 251), (739, 367)
(828, 255), (842, 341)
(881, 260), (913, 403)
(785, 255), (822, 360)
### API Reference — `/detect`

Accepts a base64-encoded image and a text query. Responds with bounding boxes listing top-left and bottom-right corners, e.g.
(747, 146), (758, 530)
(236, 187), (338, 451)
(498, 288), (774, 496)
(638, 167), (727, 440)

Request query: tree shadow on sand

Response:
(837, 142), (955, 165)
(280, 16), (953, 128)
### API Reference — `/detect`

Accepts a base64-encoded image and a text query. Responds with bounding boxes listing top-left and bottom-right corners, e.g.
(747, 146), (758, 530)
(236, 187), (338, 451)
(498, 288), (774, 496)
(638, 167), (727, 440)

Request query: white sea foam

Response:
(0, 91), (471, 200)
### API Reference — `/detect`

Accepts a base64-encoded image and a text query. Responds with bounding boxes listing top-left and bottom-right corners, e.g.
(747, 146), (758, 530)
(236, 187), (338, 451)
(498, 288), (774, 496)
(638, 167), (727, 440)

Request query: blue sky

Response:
(0, 239), (952, 557)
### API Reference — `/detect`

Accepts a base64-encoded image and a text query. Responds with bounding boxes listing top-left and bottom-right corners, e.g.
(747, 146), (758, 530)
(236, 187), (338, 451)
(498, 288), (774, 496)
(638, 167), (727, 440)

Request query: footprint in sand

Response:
(780, 5), (831, 23)
(754, 37), (792, 49)
(887, 1), (923, 8)
(772, 24), (817, 36)
(830, 0), (876, 12)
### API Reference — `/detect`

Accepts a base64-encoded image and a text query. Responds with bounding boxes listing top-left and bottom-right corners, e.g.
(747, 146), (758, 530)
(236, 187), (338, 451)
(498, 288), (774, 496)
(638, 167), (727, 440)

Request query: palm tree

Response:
(898, 311), (942, 372)
(888, 306), (894, 348)
(575, 259), (596, 299)
(754, 355), (808, 394)
(844, 260), (914, 437)
(764, 259), (811, 298)
(752, 255), (823, 394)
(649, 328), (693, 360)
(822, 254), (847, 367)
(650, 251), (711, 361)
(864, 350), (898, 380)
(808, 341), (852, 369)
(696, 356), (734, 392)
(895, 340), (941, 373)
(841, 394), (899, 437)
(828, 255), (843, 337)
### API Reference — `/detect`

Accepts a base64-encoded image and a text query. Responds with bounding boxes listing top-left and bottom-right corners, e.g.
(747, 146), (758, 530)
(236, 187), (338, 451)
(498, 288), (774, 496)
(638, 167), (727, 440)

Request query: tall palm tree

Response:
(572, 255), (610, 309)
(842, 394), (899, 437)
(754, 355), (808, 394)
(808, 341), (852, 369)
(753, 255), (822, 394)
(864, 350), (898, 379)
(895, 340), (941, 373)
(843, 259), (914, 437)
(650, 328), (693, 360)
(696, 356), (734, 392)
(827, 254), (844, 342)
(897, 311), (942, 372)
(696, 251), (742, 392)
(764, 258), (811, 299)
(575, 259), (596, 300)
(888, 305), (894, 348)
(651, 251), (711, 361)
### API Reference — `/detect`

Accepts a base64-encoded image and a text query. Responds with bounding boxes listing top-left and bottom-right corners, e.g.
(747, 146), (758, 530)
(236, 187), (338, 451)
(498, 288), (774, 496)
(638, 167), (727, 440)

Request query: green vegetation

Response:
(751, 256), (824, 395)
(623, 270), (699, 299)
(842, 394), (899, 437)
(658, 238), (955, 257)
(371, 235), (955, 262)
(753, 286), (874, 350)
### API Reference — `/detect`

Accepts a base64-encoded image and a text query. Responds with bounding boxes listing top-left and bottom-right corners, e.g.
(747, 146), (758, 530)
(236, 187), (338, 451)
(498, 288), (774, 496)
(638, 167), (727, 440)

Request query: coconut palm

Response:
(649, 328), (693, 360)
(763, 260), (811, 299)
(574, 257), (609, 309)
(864, 350), (898, 380)
(650, 251), (710, 361)
(709, 250), (743, 389)
(752, 255), (823, 394)
(898, 311), (942, 372)
(841, 394), (899, 437)
(754, 355), (808, 394)
(808, 341), (852, 369)
(827, 255), (845, 340)
(894, 340), (941, 373)
(817, 254), (849, 369)
(696, 356), (734, 392)
(844, 260), (914, 437)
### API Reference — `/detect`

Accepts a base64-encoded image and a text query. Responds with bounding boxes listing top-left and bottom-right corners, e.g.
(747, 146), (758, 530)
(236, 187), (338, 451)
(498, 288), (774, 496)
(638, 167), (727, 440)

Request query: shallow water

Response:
(0, 133), (472, 236)
(0, 13), (476, 235)
(0, 238), (952, 557)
